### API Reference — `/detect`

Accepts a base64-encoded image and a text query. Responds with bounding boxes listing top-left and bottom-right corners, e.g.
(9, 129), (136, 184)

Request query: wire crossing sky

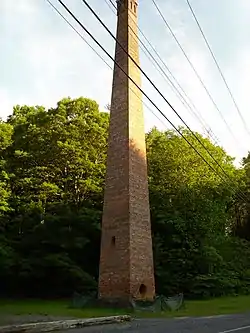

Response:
(1, 0), (250, 164)
(47, 0), (248, 203)
(185, 0), (250, 141)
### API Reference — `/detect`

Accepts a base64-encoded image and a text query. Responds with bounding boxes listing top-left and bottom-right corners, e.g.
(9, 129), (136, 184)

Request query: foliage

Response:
(146, 128), (247, 298)
(0, 98), (250, 299)
(1, 98), (107, 297)
(0, 121), (12, 217)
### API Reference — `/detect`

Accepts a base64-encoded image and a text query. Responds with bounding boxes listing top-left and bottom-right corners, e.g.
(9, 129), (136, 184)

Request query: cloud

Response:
(0, 0), (115, 118)
(0, 0), (249, 164)
(140, 0), (250, 163)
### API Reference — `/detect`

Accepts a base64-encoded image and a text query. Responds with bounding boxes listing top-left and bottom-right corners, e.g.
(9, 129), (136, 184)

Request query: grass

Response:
(1, 295), (250, 322)
(141, 295), (250, 318)
(0, 299), (126, 319)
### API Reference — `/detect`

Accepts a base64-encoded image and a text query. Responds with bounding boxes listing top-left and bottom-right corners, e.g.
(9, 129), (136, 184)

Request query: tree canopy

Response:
(0, 97), (250, 299)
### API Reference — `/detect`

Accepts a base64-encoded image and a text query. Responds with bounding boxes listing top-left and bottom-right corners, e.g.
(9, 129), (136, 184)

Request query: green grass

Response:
(0, 299), (127, 319)
(140, 295), (250, 318)
(1, 296), (250, 321)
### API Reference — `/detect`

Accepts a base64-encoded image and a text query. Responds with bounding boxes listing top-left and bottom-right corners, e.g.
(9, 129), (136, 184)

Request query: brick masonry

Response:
(98, 0), (155, 302)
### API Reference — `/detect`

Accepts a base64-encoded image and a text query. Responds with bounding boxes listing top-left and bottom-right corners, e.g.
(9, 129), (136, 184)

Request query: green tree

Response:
(0, 120), (12, 217)
(232, 153), (250, 240)
(3, 97), (109, 297)
(1, 97), (250, 300)
(146, 128), (242, 297)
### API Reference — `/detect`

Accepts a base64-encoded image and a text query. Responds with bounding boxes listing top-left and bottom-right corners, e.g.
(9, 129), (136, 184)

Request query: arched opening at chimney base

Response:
(111, 236), (116, 247)
(139, 284), (147, 297)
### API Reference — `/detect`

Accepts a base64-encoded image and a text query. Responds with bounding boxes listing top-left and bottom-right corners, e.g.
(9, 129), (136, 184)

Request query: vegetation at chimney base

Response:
(1, 96), (250, 300)
(2, 296), (250, 321)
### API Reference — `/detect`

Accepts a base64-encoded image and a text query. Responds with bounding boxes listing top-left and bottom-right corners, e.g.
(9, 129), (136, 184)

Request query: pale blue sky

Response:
(1, 0), (250, 163)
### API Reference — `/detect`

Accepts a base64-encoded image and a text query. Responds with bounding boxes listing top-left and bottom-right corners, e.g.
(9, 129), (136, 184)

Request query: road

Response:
(60, 314), (250, 333)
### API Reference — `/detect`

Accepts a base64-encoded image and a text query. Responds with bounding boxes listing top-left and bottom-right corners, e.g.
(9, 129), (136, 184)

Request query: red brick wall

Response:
(98, 0), (155, 302)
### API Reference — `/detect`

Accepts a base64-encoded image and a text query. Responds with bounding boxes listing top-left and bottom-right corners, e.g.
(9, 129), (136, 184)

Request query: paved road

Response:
(60, 314), (250, 333)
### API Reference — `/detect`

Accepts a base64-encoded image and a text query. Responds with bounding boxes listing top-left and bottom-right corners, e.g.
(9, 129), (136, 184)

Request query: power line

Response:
(104, 0), (116, 14)
(44, 0), (214, 148)
(185, 0), (250, 138)
(79, 0), (246, 195)
(105, 0), (222, 144)
(136, 28), (220, 143)
(63, 0), (248, 201)
(110, 0), (218, 143)
(135, 28), (220, 144)
(102, 0), (172, 129)
(45, 0), (167, 141)
(107, 0), (116, 10)
(45, 0), (112, 70)
(52, 0), (247, 202)
(103, 0), (219, 144)
(151, 0), (241, 148)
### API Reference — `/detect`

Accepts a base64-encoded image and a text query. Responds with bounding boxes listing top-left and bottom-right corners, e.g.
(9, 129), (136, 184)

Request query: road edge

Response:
(0, 315), (132, 333)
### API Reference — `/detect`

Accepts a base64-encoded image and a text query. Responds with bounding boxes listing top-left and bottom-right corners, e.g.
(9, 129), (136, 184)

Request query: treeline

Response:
(0, 97), (250, 299)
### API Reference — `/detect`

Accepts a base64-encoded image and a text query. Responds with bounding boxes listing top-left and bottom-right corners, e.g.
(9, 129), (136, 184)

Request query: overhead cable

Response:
(48, 0), (248, 202)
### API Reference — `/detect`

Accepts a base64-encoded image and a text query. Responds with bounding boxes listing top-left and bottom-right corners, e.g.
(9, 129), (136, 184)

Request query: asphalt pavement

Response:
(58, 314), (250, 333)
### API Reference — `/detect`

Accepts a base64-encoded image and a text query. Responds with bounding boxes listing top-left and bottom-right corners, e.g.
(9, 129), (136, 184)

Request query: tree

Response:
(2, 97), (109, 297)
(146, 128), (243, 297)
(0, 120), (12, 217)
(1, 97), (250, 300)
(231, 153), (250, 240)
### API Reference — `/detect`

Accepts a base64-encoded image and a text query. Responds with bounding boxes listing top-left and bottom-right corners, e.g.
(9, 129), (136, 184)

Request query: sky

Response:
(1, 0), (250, 165)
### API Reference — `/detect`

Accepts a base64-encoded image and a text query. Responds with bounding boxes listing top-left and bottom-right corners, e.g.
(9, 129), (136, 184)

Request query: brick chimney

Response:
(98, 0), (155, 304)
